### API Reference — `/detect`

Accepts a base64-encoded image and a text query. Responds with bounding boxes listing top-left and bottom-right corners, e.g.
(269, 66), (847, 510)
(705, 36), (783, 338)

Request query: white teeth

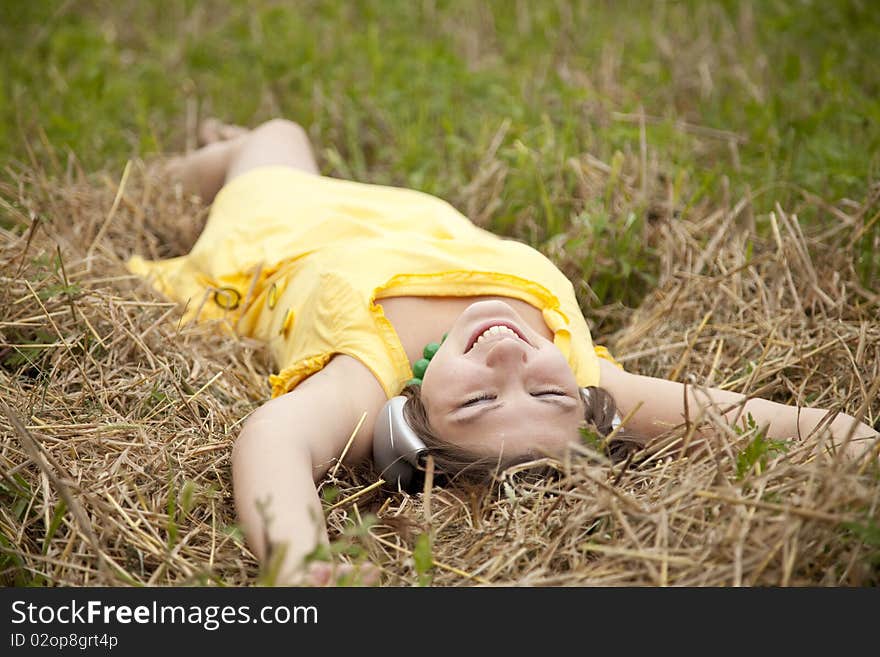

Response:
(473, 325), (517, 347)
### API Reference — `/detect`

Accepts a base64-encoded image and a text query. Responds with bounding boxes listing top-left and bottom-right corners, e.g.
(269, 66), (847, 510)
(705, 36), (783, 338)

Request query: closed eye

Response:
(531, 390), (566, 397)
(461, 393), (495, 407)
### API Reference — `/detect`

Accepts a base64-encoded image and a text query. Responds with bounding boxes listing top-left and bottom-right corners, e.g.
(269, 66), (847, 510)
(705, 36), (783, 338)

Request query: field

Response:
(1, 0), (878, 586)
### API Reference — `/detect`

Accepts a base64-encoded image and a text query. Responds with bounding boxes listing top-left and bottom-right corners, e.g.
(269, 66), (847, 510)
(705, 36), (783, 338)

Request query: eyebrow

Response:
(450, 397), (576, 426)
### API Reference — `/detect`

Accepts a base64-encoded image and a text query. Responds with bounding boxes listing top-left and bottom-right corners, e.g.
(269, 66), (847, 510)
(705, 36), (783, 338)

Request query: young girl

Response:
(128, 118), (878, 586)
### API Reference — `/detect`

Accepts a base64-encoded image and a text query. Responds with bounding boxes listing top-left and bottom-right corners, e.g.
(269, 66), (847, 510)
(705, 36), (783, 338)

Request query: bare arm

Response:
(232, 356), (386, 583)
(597, 360), (878, 460)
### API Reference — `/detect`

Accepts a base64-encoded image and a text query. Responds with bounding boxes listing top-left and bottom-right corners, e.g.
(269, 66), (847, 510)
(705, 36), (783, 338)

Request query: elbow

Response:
(231, 408), (264, 464)
(231, 402), (316, 475)
(231, 403), (287, 468)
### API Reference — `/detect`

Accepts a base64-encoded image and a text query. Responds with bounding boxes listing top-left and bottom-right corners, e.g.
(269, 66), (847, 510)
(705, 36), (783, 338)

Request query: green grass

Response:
(2, 0), (878, 308)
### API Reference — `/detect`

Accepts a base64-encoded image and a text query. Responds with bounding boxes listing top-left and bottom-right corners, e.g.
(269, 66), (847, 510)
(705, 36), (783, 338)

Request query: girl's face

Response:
(420, 300), (585, 461)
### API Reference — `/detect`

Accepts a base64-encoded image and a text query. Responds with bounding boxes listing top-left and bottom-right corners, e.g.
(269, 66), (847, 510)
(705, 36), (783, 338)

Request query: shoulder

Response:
(597, 357), (632, 387)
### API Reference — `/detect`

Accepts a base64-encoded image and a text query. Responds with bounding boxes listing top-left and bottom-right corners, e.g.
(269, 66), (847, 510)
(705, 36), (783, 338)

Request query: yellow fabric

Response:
(593, 345), (623, 370)
(127, 166), (615, 399)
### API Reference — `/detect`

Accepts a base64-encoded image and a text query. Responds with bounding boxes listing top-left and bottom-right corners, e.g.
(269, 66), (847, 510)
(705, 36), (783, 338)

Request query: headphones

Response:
(372, 395), (428, 491)
(372, 387), (623, 491)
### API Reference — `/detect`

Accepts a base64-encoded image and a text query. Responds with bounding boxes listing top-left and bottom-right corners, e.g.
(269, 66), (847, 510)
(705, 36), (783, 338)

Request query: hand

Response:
(287, 561), (381, 587)
(825, 413), (879, 461)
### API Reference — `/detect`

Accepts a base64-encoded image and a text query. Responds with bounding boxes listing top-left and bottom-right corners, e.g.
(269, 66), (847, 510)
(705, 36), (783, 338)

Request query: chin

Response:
(463, 299), (518, 318)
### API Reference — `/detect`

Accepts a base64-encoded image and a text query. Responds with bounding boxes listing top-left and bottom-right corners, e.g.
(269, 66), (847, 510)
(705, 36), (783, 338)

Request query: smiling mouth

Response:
(465, 322), (530, 353)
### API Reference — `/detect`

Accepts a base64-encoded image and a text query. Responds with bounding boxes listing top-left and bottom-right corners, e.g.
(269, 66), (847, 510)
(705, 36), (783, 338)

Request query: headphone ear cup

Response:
(372, 396), (428, 491)
(579, 387), (592, 406)
(580, 386), (623, 433)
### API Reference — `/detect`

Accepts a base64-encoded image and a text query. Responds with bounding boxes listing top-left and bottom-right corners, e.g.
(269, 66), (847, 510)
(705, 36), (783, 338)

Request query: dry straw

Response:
(1, 145), (878, 587)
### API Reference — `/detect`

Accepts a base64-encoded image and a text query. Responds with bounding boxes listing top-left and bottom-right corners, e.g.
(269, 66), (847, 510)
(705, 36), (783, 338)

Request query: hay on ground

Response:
(1, 152), (877, 587)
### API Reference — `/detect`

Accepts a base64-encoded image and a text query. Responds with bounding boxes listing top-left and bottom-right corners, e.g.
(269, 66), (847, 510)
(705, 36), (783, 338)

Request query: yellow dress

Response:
(127, 166), (617, 399)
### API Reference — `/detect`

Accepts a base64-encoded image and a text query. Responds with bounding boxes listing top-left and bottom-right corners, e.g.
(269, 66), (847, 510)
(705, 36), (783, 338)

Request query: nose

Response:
(484, 337), (529, 369)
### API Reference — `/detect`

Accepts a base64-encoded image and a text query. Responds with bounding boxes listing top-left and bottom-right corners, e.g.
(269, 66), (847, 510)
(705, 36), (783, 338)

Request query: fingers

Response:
(299, 561), (381, 587)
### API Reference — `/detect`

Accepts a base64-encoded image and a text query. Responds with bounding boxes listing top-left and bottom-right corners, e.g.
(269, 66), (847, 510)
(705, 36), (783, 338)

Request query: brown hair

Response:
(400, 384), (645, 488)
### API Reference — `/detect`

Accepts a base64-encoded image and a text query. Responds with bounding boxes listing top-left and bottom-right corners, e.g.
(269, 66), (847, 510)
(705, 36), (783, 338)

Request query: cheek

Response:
(420, 355), (489, 419)
(421, 351), (475, 395)
(535, 349), (579, 383)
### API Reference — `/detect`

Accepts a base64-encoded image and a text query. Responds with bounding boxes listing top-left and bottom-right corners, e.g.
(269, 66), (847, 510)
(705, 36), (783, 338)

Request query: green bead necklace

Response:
(406, 333), (447, 387)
